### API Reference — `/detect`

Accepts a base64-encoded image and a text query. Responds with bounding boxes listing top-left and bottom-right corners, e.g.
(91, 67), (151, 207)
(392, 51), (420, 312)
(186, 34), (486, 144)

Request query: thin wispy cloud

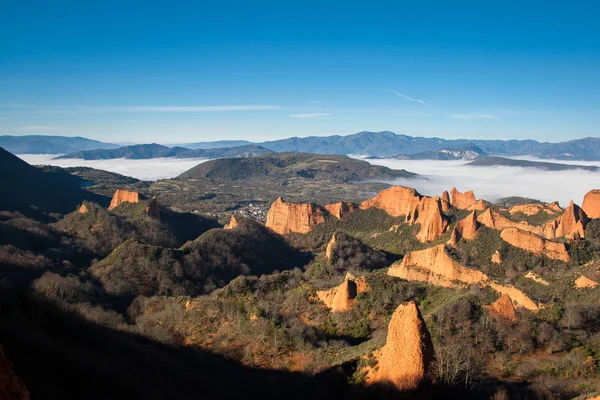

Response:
(290, 113), (330, 118)
(383, 88), (427, 105)
(18, 125), (59, 132)
(87, 105), (280, 112)
(450, 114), (499, 120)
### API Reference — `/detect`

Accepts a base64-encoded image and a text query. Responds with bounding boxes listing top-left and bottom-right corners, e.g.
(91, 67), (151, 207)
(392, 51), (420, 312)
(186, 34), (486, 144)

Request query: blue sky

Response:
(1, 0), (599, 143)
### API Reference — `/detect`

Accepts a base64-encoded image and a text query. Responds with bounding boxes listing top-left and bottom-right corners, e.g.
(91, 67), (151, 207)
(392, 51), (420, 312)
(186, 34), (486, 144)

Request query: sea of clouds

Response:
(17, 154), (600, 207)
(360, 157), (600, 207)
(17, 154), (211, 181)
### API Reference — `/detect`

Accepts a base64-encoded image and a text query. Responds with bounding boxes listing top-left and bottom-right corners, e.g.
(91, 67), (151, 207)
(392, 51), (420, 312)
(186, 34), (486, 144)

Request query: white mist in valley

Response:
(362, 157), (600, 207)
(17, 154), (211, 181)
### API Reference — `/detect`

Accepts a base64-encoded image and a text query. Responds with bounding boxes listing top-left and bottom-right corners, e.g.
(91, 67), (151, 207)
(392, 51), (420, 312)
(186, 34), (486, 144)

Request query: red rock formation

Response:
(455, 211), (479, 240)
(491, 250), (502, 264)
(407, 197), (449, 243)
(478, 209), (543, 235)
(0, 344), (30, 400)
(370, 302), (434, 390)
(509, 203), (561, 216)
(108, 189), (140, 210)
(325, 232), (338, 262)
(487, 294), (518, 322)
(583, 190), (600, 219)
(389, 245), (539, 310)
(500, 228), (570, 262)
(265, 197), (327, 234)
(449, 188), (486, 211)
(224, 215), (241, 230)
(447, 228), (459, 247)
(550, 201), (588, 239)
(145, 197), (160, 219)
(441, 191), (451, 212)
(574, 275), (599, 289)
(317, 280), (358, 312)
(78, 203), (89, 214)
(388, 244), (489, 288)
(360, 186), (422, 217)
(345, 272), (370, 293)
(323, 202), (358, 220)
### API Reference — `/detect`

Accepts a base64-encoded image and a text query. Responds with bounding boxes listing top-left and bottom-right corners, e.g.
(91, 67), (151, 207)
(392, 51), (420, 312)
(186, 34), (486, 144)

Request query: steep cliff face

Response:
(0, 344), (30, 400)
(487, 294), (518, 322)
(108, 189), (140, 210)
(78, 203), (89, 214)
(478, 209), (541, 235)
(441, 191), (451, 212)
(323, 201), (358, 220)
(360, 186), (422, 217)
(500, 228), (570, 262)
(388, 245), (489, 288)
(317, 279), (358, 312)
(574, 275), (599, 289)
(325, 232), (338, 262)
(389, 245), (539, 310)
(449, 188), (486, 211)
(369, 302), (434, 391)
(265, 197), (327, 234)
(583, 189), (600, 219)
(549, 201), (588, 239)
(455, 211), (479, 240)
(407, 196), (449, 243)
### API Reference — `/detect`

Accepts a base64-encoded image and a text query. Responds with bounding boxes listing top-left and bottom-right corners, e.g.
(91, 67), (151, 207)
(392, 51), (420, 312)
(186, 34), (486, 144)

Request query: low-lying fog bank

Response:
(17, 154), (211, 181)
(361, 157), (600, 207)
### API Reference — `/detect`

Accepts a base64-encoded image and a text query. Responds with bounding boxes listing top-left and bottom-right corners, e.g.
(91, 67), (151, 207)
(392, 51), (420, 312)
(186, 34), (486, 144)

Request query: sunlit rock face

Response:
(265, 197), (327, 234)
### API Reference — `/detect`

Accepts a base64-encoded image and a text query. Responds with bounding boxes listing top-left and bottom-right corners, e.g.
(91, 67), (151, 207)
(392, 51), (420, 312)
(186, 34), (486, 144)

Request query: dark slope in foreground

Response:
(177, 152), (417, 182)
(0, 146), (109, 217)
(468, 156), (600, 171)
(56, 143), (273, 160)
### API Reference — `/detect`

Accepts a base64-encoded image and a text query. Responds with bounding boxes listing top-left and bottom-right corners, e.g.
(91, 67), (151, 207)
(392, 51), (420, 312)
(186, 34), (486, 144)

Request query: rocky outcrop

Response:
(369, 302), (434, 390)
(265, 197), (327, 234)
(325, 232), (338, 262)
(509, 203), (561, 216)
(441, 191), (451, 212)
(449, 188), (486, 211)
(524, 271), (549, 286)
(455, 211), (479, 240)
(317, 279), (358, 312)
(487, 294), (518, 322)
(0, 344), (30, 400)
(407, 197), (449, 243)
(323, 202), (358, 220)
(583, 190), (600, 219)
(388, 245), (489, 288)
(478, 209), (541, 235)
(78, 203), (89, 214)
(500, 228), (570, 262)
(491, 250), (502, 264)
(224, 215), (241, 230)
(548, 201), (588, 239)
(574, 275), (599, 289)
(447, 228), (459, 247)
(344, 272), (370, 293)
(360, 186), (422, 217)
(108, 189), (140, 210)
(389, 245), (539, 310)
(145, 197), (160, 219)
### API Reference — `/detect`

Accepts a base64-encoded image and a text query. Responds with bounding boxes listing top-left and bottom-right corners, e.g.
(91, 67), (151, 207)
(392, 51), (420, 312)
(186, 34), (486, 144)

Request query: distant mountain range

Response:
(0, 135), (119, 154)
(5, 132), (600, 161)
(55, 144), (272, 160)
(373, 143), (487, 161)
